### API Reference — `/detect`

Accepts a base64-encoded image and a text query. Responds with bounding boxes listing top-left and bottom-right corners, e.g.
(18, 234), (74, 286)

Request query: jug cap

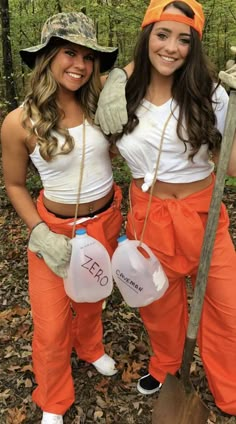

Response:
(76, 228), (87, 236)
(117, 234), (127, 243)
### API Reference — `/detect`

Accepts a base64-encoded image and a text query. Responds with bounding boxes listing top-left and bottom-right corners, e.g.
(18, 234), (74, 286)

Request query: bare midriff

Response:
(134, 174), (212, 199)
(43, 186), (114, 217)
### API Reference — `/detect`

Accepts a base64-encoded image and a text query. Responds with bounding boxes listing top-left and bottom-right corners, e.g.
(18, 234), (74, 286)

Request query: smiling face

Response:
(148, 6), (191, 81)
(50, 42), (95, 95)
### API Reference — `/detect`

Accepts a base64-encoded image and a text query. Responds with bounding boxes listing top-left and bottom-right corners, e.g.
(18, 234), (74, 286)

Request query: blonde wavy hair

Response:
(22, 41), (102, 161)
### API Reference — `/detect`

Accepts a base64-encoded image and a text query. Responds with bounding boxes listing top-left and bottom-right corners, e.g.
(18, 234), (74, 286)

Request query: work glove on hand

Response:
(230, 46), (236, 54)
(219, 45), (236, 90)
(28, 222), (72, 278)
(219, 64), (236, 90)
(95, 68), (128, 134)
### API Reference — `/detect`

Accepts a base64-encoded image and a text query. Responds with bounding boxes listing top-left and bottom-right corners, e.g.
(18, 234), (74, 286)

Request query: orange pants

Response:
(127, 178), (236, 415)
(28, 184), (122, 414)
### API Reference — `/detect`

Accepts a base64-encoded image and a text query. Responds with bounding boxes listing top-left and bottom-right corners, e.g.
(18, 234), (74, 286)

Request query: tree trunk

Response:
(55, 0), (62, 13)
(0, 0), (18, 113)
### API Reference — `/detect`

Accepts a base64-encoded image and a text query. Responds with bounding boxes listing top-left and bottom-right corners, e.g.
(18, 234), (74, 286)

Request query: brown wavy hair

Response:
(115, 1), (222, 159)
(22, 40), (101, 161)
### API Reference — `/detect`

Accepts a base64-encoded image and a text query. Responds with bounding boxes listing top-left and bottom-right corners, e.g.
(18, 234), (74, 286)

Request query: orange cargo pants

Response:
(127, 178), (236, 415)
(28, 184), (122, 414)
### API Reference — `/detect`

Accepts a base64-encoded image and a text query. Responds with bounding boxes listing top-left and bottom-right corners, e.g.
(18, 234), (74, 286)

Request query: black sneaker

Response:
(137, 373), (162, 395)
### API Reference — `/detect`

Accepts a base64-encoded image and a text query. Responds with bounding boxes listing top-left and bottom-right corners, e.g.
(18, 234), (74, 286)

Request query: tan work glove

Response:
(219, 64), (236, 90)
(28, 222), (72, 278)
(95, 68), (128, 134)
(219, 46), (236, 89)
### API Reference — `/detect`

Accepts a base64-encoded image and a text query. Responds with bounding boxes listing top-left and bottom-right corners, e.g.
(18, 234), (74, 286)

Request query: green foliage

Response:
(112, 155), (131, 185)
(26, 168), (43, 198)
(201, 0), (236, 69)
(225, 176), (236, 186)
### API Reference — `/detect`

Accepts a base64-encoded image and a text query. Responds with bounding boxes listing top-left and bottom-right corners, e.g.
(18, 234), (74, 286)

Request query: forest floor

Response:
(0, 160), (236, 424)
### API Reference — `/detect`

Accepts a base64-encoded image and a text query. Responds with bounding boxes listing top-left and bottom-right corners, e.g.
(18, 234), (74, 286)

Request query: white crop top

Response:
(117, 84), (228, 190)
(29, 120), (113, 204)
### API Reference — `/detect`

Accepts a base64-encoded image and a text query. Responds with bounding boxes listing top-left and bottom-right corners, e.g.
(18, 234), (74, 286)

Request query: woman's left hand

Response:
(95, 68), (128, 134)
(219, 64), (236, 89)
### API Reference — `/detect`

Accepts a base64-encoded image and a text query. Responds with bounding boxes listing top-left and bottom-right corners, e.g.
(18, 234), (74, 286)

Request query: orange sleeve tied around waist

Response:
(126, 178), (229, 277)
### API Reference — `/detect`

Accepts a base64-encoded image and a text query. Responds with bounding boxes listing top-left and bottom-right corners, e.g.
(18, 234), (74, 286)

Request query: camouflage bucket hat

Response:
(20, 12), (118, 73)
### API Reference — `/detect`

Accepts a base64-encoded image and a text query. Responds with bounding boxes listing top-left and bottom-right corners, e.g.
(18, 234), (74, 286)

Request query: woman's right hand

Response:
(219, 47), (236, 90)
(28, 222), (72, 278)
(219, 64), (236, 90)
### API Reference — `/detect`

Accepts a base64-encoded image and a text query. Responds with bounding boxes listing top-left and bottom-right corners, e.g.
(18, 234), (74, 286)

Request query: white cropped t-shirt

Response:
(29, 121), (113, 204)
(117, 85), (228, 188)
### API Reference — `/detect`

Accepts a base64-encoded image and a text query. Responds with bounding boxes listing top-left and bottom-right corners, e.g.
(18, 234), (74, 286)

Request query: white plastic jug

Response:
(64, 228), (113, 302)
(111, 235), (169, 307)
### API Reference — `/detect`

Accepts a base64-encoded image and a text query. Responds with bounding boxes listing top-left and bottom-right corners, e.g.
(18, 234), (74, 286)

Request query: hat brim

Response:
(20, 35), (118, 73)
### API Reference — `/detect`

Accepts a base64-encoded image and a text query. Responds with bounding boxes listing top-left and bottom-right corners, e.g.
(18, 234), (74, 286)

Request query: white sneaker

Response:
(92, 353), (118, 376)
(41, 412), (63, 423)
